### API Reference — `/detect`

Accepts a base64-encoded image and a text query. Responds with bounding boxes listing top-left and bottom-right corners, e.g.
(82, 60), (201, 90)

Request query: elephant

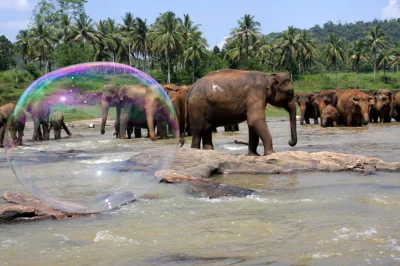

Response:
(117, 84), (171, 140)
(370, 89), (396, 123)
(0, 103), (26, 147)
(316, 90), (339, 113)
(320, 104), (339, 127)
(26, 101), (50, 141)
(48, 112), (72, 139)
(224, 125), (240, 132)
(183, 69), (297, 156)
(100, 84), (147, 139)
(395, 91), (400, 122)
(162, 83), (188, 137)
(295, 93), (320, 125)
(336, 90), (372, 126)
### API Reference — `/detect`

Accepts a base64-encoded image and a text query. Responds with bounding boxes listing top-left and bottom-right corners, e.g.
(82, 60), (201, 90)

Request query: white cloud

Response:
(217, 36), (229, 50)
(0, 0), (30, 11)
(382, 0), (400, 19)
(0, 20), (30, 31)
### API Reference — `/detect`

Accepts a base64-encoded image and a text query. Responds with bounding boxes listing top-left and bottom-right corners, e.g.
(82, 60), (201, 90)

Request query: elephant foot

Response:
(203, 144), (214, 150)
(247, 152), (260, 156)
(263, 149), (275, 156)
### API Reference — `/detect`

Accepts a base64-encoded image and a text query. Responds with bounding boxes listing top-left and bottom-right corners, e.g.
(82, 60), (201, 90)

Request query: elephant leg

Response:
(248, 116), (274, 156)
(248, 126), (260, 156)
(17, 128), (23, 146)
(333, 121), (337, 127)
(202, 126), (214, 150)
(0, 125), (5, 147)
(134, 127), (142, 138)
(212, 127), (217, 133)
(346, 115), (353, 127)
(32, 121), (39, 141)
(313, 117), (319, 124)
(61, 121), (72, 136)
(119, 107), (129, 139)
(37, 124), (43, 141)
(234, 124), (239, 131)
(190, 126), (203, 149)
(305, 117), (310, 124)
(42, 123), (49, 140)
(158, 125), (168, 139)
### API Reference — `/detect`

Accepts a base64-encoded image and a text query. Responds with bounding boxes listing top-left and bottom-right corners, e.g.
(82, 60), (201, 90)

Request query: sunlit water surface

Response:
(1, 119), (400, 265)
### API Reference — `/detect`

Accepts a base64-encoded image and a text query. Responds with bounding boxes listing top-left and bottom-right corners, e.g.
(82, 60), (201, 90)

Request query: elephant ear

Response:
(332, 94), (339, 107)
(267, 74), (279, 92)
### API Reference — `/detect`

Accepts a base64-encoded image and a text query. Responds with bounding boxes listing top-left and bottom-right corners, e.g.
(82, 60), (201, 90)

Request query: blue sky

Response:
(0, 0), (399, 49)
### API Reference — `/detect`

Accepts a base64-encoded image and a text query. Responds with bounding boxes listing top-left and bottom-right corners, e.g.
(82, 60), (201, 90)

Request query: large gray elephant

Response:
(48, 112), (72, 139)
(183, 70), (297, 156)
(295, 93), (320, 125)
(26, 101), (50, 141)
(100, 84), (145, 139)
(116, 84), (170, 140)
(370, 89), (396, 123)
(0, 103), (26, 147)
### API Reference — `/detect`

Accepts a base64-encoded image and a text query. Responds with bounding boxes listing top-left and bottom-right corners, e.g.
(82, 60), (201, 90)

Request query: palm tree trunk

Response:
(384, 63), (386, 83)
(192, 61), (195, 84)
(335, 63), (338, 88)
(246, 36), (249, 67)
(128, 45), (131, 67)
(144, 53), (147, 73)
(167, 54), (171, 84)
(373, 51), (376, 82)
(298, 60), (301, 75)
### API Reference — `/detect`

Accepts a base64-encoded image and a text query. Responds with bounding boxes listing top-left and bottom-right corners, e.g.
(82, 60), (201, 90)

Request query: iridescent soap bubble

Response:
(4, 62), (180, 213)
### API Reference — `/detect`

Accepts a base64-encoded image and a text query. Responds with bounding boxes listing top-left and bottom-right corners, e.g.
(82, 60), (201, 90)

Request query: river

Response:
(1, 118), (400, 265)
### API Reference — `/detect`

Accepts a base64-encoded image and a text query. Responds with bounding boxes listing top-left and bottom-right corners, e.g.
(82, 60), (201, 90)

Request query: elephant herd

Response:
(295, 88), (400, 128)
(0, 101), (72, 148)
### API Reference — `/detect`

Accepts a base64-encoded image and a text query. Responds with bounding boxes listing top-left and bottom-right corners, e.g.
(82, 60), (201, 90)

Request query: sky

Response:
(0, 0), (399, 49)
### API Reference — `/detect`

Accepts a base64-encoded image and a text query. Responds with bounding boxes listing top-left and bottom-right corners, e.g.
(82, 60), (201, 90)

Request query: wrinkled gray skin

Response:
(370, 89), (395, 123)
(184, 70), (297, 156)
(320, 104), (339, 127)
(0, 103), (26, 147)
(100, 84), (145, 139)
(26, 101), (50, 141)
(48, 112), (72, 140)
(295, 93), (320, 125)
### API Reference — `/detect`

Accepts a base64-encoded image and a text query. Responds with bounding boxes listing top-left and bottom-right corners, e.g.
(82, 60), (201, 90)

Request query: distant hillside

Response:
(266, 18), (400, 45)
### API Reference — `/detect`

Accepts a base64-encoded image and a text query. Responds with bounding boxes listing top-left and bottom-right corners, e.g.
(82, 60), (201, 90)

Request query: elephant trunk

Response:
(288, 100), (297, 147)
(299, 104), (306, 125)
(101, 100), (109, 134)
(321, 117), (327, 128)
(361, 104), (370, 126)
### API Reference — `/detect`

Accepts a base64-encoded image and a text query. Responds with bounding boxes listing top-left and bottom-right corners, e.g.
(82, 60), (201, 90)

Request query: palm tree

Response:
(15, 29), (30, 64)
(365, 25), (388, 82)
(105, 18), (122, 64)
(58, 14), (74, 44)
(231, 14), (261, 66)
(133, 17), (149, 72)
(225, 37), (246, 64)
(276, 26), (299, 79)
(31, 23), (56, 72)
(296, 30), (318, 75)
(72, 14), (100, 45)
(377, 49), (394, 83)
(179, 14), (201, 71)
(390, 42), (400, 73)
(322, 33), (346, 88)
(184, 32), (208, 83)
(348, 39), (368, 88)
(149, 11), (182, 84)
(120, 12), (136, 66)
(95, 19), (113, 62)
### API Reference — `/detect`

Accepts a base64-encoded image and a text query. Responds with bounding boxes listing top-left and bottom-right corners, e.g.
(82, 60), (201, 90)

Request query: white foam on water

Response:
(333, 227), (377, 242)
(197, 195), (315, 204)
(1, 239), (18, 248)
(79, 154), (132, 164)
(94, 230), (138, 245)
(311, 252), (342, 259)
(223, 144), (247, 151)
(54, 234), (69, 241)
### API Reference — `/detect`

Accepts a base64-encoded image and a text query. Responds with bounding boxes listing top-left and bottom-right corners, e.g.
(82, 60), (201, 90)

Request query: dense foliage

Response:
(4, 0), (400, 89)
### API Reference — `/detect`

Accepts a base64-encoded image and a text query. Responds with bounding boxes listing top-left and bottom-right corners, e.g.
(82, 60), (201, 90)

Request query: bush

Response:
(25, 63), (40, 79)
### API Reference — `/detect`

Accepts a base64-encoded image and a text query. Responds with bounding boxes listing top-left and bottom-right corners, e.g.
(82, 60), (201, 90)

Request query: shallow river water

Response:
(1, 118), (400, 265)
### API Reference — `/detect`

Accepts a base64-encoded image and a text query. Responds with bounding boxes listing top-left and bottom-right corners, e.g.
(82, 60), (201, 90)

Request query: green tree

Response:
(297, 30), (318, 74)
(133, 17), (149, 72)
(276, 26), (299, 79)
(322, 33), (346, 88)
(231, 14), (261, 66)
(31, 24), (56, 72)
(225, 37), (246, 65)
(15, 30), (31, 64)
(119, 12), (136, 66)
(348, 39), (368, 88)
(57, 14), (74, 44)
(184, 32), (208, 83)
(0, 35), (15, 71)
(377, 49), (394, 83)
(365, 25), (388, 82)
(390, 42), (400, 72)
(72, 14), (99, 45)
(149, 11), (182, 84)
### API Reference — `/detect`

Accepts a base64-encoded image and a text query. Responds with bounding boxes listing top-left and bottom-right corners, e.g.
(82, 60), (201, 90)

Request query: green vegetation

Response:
(3, 0), (400, 119)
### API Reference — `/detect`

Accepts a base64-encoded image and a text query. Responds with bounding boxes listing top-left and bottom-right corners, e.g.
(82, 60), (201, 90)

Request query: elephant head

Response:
(295, 93), (317, 125)
(317, 91), (338, 112)
(320, 104), (338, 127)
(267, 72), (297, 147)
(101, 84), (121, 135)
(352, 92), (371, 126)
(373, 89), (393, 118)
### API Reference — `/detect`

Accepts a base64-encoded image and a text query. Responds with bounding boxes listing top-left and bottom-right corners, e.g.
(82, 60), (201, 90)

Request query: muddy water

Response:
(1, 118), (400, 265)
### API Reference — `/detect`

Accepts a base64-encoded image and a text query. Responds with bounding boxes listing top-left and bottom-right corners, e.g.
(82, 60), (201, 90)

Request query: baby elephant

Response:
(320, 104), (339, 127)
(48, 112), (72, 139)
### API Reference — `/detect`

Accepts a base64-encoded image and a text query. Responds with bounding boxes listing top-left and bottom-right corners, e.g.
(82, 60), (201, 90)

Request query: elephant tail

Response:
(179, 97), (188, 147)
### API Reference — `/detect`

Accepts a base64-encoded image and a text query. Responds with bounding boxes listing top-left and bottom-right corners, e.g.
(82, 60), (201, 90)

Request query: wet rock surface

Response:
(3, 146), (400, 222)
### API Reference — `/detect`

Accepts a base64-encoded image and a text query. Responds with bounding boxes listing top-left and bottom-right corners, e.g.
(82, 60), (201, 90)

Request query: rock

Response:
(1, 192), (97, 222)
(88, 123), (95, 128)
